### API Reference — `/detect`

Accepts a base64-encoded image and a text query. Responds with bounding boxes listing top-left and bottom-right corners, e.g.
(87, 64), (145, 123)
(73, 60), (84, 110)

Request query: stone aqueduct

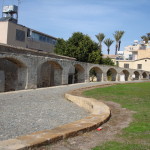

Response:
(0, 44), (150, 92)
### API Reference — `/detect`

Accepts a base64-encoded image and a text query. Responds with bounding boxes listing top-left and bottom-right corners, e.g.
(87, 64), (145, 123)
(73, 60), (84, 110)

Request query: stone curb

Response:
(0, 88), (111, 150)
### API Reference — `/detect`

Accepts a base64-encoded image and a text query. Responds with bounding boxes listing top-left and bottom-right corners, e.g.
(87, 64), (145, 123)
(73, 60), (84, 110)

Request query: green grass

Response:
(83, 82), (150, 150)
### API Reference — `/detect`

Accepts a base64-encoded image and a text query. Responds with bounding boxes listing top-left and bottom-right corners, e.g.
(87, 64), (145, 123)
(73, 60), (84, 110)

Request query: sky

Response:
(0, 0), (150, 54)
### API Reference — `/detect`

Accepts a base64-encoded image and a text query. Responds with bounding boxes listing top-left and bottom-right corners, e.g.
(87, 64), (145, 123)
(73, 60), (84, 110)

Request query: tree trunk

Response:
(118, 41), (121, 51)
(115, 44), (118, 55)
(108, 48), (110, 55)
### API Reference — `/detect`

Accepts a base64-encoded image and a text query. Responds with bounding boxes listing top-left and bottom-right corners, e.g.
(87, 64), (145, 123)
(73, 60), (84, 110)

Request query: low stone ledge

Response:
(0, 89), (110, 150)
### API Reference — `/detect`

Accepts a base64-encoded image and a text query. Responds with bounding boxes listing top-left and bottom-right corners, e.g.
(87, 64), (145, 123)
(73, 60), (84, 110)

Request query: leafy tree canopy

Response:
(55, 32), (102, 64)
(55, 32), (114, 65)
(102, 57), (115, 66)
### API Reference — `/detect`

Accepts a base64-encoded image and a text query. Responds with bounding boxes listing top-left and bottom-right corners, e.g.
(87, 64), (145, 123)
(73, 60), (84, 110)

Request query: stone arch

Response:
(89, 66), (103, 82)
(74, 64), (85, 83)
(120, 70), (130, 81)
(142, 72), (147, 79)
(0, 57), (27, 92)
(37, 61), (63, 88)
(107, 68), (117, 81)
(134, 71), (140, 80)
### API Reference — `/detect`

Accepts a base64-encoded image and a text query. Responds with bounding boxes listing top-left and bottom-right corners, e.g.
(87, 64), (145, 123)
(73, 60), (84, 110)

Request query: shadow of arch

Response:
(134, 71), (140, 80)
(37, 61), (62, 88)
(74, 64), (85, 83)
(89, 67), (103, 82)
(68, 66), (75, 84)
(120, 70), (130, 81)
(107, 68), (117, 81)
(0, 57), (27, 92)
(142, 72), (147, 79)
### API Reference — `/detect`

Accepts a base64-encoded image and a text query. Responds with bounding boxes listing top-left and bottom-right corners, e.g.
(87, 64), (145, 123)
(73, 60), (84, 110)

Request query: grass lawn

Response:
(83, 82), (150, 150)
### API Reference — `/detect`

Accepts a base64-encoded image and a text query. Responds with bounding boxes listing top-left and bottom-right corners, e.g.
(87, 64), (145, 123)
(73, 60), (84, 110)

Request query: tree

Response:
(55, 32), (103, 64)
(55, 32), (115, 66)
(104, 38), (114, 55)
(102, 57), (114, 66)
(113, 30), (125, 55)
(95, 33), (105, 53)
(141, 33), (150, 44)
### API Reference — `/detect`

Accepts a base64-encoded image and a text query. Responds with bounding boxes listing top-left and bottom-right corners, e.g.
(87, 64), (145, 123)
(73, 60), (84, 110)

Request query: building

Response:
(116, 40), (150, 71)
(0, 5), (57, 53)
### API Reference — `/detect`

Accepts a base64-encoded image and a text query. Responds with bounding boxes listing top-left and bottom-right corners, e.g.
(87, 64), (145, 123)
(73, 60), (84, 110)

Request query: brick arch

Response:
(0, 57), (27, 92)
(37, 60), (63, 88)
(89, 66), (103, 82)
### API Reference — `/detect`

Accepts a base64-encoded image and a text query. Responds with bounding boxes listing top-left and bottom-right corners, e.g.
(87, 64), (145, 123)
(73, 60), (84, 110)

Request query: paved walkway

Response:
(0, 81), (145, 141)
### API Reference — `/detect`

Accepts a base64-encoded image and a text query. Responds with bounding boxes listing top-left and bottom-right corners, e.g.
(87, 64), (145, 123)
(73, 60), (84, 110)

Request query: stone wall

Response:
(0, 44), (150, 92)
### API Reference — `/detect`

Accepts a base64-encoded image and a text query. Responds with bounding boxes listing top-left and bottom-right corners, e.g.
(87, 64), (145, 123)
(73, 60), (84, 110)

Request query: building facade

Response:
(116, 41), (150, 71)
(0, 20), (57, 53)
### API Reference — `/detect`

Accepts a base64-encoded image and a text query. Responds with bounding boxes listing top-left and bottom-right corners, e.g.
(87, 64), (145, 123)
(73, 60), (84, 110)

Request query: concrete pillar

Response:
(0, 71), (5, 92)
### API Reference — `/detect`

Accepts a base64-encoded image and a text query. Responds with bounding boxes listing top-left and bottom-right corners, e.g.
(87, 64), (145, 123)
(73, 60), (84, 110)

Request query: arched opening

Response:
(120, 70), (129, 81)
(74, 64), (85, 83)
(134, 71), (140, 80)
(107, 68), (117, 81)
(0, 58), (27, 92)
(37, 61), (62, 88)
(89, 67), (103, 82)
(68, 66), (75, 84)
(142, 72), (147, 79)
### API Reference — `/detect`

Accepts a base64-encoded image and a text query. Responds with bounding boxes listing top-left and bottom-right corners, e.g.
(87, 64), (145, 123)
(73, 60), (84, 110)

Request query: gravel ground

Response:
(0, 81), (145, 141)
(0, 82), (110, 141)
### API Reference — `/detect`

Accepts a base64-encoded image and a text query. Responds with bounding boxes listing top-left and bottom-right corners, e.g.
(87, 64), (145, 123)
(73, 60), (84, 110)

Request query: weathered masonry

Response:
(0, 43), (150, 92)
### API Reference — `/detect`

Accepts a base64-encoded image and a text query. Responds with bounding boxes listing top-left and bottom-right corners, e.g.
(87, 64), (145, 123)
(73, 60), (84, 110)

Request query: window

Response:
(124, 64), (129, 68)
(31, 31), (56, 45)
(16, 29), (25, 42)
(137, 64), (142, 69)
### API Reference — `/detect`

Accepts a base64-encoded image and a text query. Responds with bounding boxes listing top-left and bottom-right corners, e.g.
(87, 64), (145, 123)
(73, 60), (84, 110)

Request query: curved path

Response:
(0, 82), (114, 141)
(49, 100), (134, 150)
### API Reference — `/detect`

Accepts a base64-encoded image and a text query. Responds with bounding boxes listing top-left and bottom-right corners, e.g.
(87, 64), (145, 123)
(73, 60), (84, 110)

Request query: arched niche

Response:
(120, 70), (130, 81)
(142, 72), (147, 79)
(107, 68), (117, 81)
(89, 67), (103, 82)
(0, 57), (27, 92)
(74, 64), (85, 83)
(37, 61), (62, 88)
(134, 71), (140, 80)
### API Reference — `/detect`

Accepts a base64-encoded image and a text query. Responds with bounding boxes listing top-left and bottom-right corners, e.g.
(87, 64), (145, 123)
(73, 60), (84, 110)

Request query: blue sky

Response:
(1, 0), (150, 54)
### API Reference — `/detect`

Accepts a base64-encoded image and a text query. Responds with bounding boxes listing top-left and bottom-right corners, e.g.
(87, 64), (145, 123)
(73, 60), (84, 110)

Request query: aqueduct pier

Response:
(0, 43), (150, 92)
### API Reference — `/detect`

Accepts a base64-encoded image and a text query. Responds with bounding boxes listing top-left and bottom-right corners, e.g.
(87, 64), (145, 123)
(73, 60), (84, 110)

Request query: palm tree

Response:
(141, 33), (150, 44)
(104, 38), (114, 55)
(95, 33), (105, 52)
(113, 31), (125, 55)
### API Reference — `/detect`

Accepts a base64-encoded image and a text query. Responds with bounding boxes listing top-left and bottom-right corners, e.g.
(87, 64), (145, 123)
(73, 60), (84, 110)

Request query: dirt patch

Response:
(45, 85), (134, 150)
